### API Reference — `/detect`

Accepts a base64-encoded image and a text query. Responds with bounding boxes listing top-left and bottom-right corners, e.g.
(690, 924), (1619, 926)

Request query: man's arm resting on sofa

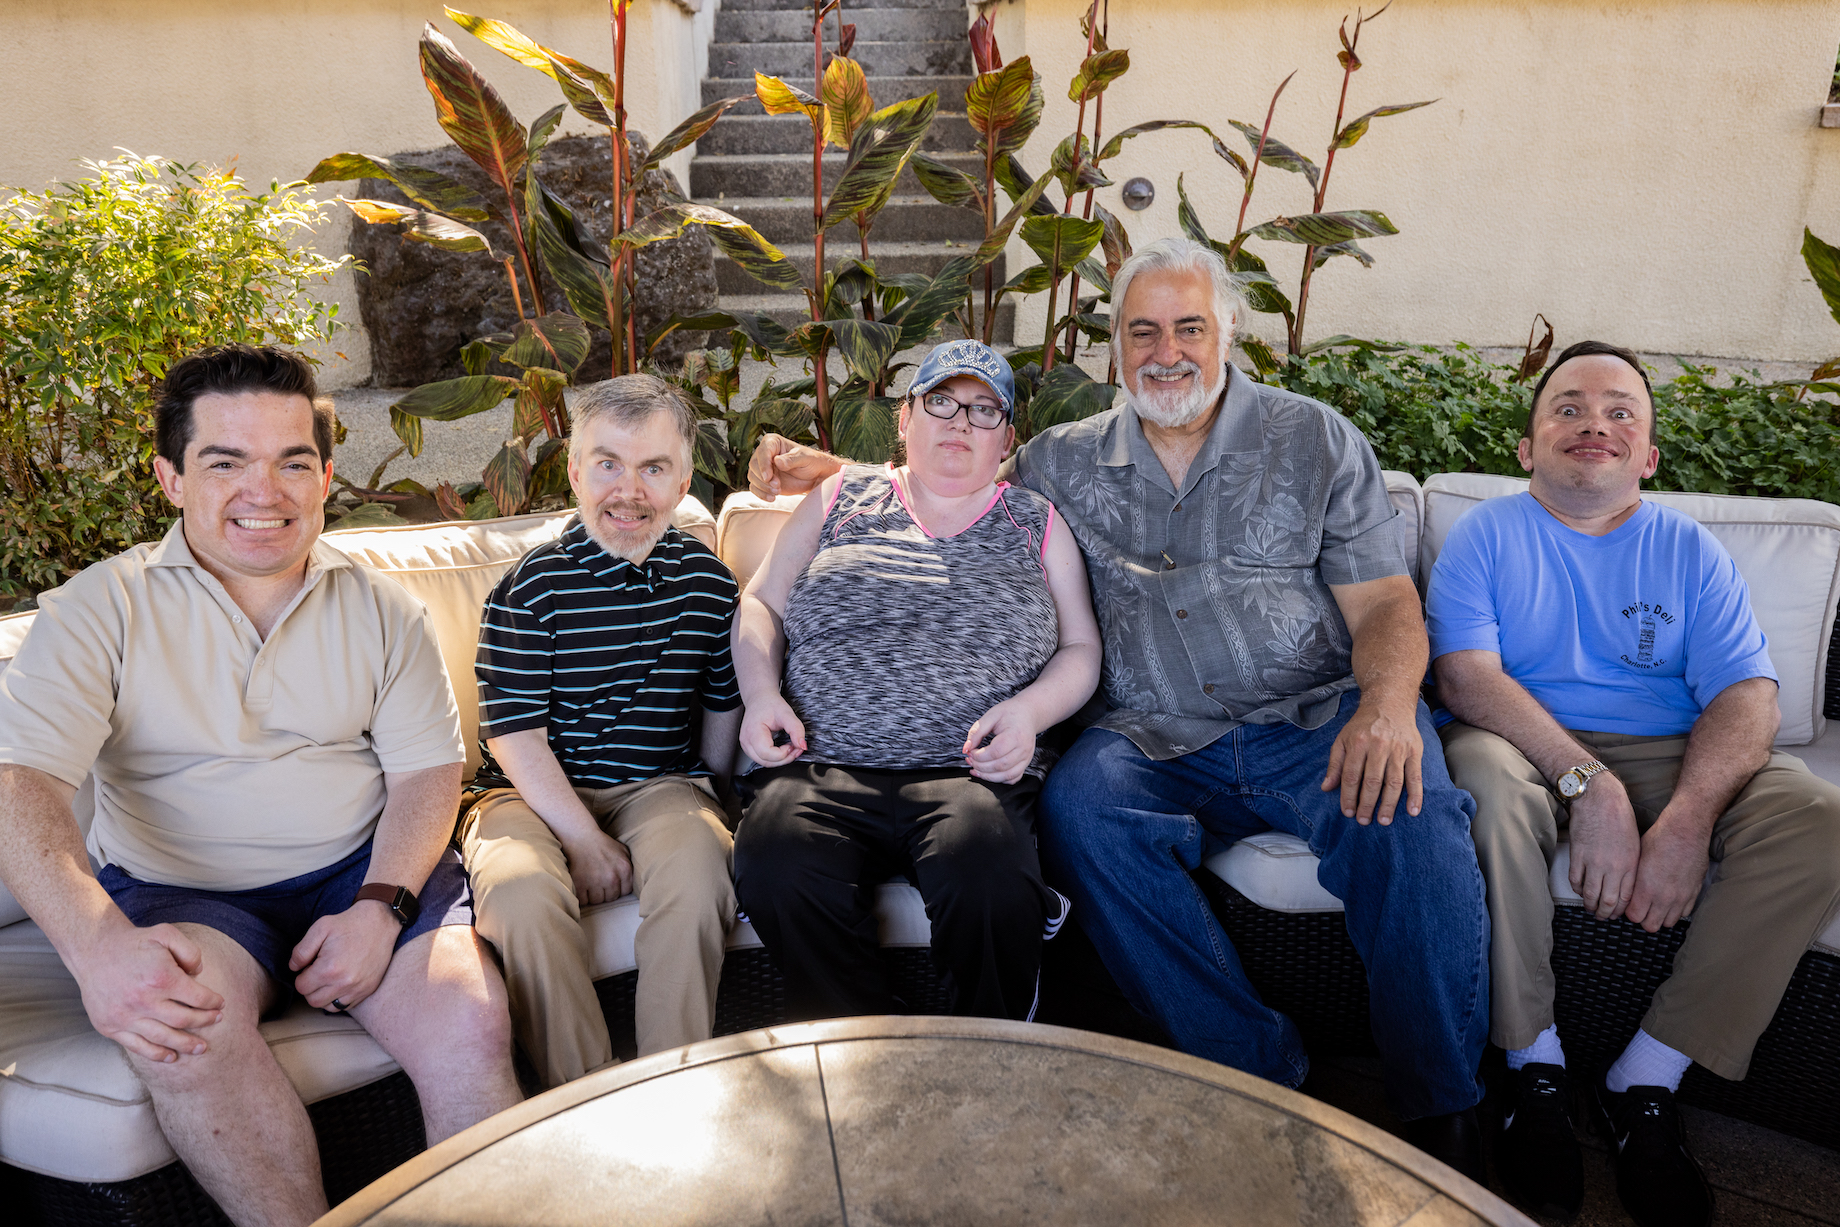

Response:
(1625, 676), (1779, 934)
(485, 728), (631, 907)
(289, 760), (463, 1011)
(0, 763), (225, 1062)
(1434, 649), (1641, 920)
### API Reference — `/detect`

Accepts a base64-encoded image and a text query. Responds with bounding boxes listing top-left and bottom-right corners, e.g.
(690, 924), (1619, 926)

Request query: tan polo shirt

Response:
(0, 521), (464, 890)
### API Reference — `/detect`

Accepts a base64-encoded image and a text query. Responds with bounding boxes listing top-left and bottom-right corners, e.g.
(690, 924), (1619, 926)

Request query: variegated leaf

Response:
(911, 152), (983, 210)
(616, 204), (803, 292)
(994, 154), (1060, 218)
(304, 153), (491, 221)
(530, 437), (571, 502)
(528, 103), (566, 160)
(392, 375), (521, 422)
(420, 24), (528, 199)
(821, 93), (938, 230)
(528, 174), (618, 334)
(1020, 214), (1106, 278)
(993, 70), (1045, 159)
(1092, 120), (1217, 166)
(445, 8), (613, 127)
(831, 389), (899, 463)
(693, 418), (733, 485)
(504, 314), (592, 373)
(821, 56), (873, 149)
(389, 404), (426, 457)
(642, 96), (747, 171)
(1332, 100), (1436, 150)
(1239, 334), (1282, 377)
(1228, 120), (1320, 191)
(818, 319), (903, 383)
(1248, 210), (1398, 246)
(1311, 240), (1375, 270)
(1094, 202), (1132, 278)
(1067, 48), (1130, 103)
(1804, 228), (1840, 327)
(1027, 364), (1116, 434)
(1048, 133), (1111, 198)
(483, 439), (532, 517)
(756, 73), (823, 123)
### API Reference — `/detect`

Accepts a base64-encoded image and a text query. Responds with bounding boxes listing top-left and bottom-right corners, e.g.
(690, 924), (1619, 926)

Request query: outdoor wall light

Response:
(1121, 178), (1155, 210)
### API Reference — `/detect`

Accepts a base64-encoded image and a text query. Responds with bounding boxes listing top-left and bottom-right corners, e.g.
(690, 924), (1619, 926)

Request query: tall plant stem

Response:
(1233, 71), (1294, 248)
(607, 1), (629, 375)
(981, 139), (996, 342)
(1063, 0), (1108, 364)
(810, 3), (832, 443)
(1046, 1), (1100, 373)
(503, 256), (528, 323)
(615, 0), (638, 370)
(1290, 11), (1366, 353)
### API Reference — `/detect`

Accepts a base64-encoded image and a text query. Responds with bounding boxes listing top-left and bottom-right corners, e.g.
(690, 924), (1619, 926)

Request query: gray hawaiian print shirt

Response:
(1014, 364), (1409, 759)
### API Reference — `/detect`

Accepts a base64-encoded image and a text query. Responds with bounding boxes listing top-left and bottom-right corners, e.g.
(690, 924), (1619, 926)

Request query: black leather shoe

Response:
(1496, 1063), (1583, 1218)
(1595, 1081), (1714, 1227)
(1402, 1107), (1487, 1185)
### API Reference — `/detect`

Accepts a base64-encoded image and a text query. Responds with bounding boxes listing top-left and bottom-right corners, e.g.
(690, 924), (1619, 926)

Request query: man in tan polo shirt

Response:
(0, 345), (521, 1227)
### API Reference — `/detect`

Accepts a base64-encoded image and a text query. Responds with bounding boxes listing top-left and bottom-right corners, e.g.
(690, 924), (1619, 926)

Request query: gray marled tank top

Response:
(782, 464), (1061, 775)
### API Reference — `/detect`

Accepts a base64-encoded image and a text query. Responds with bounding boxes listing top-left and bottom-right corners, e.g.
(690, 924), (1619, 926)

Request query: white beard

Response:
(1125, 359), (1228, 428)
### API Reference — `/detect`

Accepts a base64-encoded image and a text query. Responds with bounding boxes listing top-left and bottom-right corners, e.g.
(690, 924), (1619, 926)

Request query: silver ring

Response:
(330, 998), (349, 1013)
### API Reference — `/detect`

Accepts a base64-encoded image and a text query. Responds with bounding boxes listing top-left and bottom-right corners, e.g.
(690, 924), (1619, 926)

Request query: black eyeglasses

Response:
(919, 391), (1010, 430)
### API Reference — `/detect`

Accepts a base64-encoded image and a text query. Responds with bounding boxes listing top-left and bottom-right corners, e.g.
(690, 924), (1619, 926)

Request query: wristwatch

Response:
(1555, 760), (1610, 800)
(354, 882), (421, 928)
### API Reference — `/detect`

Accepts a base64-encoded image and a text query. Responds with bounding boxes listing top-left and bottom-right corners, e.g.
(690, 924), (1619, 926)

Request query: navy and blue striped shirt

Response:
(473, 520), (741, 790)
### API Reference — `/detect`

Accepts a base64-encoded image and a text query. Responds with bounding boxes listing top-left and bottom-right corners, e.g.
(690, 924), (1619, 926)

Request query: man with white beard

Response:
(746, 238), (1492, 1178)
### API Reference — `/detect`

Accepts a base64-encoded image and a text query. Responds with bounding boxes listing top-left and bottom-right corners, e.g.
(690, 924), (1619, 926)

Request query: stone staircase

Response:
(693, 0), (1010, 340)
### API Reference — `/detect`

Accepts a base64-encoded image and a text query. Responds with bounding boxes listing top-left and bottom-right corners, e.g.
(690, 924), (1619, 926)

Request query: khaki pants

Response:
(1441, 721), (1840, 1080)
(461, 775), (735, 1088)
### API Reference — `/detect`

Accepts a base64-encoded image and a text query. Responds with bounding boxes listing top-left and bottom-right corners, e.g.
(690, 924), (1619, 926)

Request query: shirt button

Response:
(1173, 502), (1182, 512)
(232, 615), (243, 624)
(1204, 684), (1216, 695)
(1165, 560), (1176, 570)
(1176, 609), (1188, 619)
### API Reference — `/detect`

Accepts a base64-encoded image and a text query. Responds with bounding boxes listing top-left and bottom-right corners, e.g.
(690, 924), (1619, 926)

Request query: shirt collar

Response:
(145, 517), (352, 582)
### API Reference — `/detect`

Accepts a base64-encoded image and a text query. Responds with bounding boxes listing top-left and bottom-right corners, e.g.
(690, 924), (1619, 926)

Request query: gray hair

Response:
(1109, 237), (1250, 373)
(569, 373), (698, 468)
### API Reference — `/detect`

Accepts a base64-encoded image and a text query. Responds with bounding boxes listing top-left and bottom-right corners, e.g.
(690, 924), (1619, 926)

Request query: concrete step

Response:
(695, 111), (978, 157)
(720, 0), (967, 11)
(701, 195), (987, 244)
(703, 74), (972, 112)
(716, 294), (1016, 345)
(710, 40), (969, 80)
(715, 8), (967, 45)
(712, 239), (1005, 296)
(692, 148), (983, 199)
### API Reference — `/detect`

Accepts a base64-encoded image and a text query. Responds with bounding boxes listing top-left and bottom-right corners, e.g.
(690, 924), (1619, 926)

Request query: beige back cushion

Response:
(1421, 473), (1840, 746)
(716, 492), (806, 591)
(1381, 471), (1424, 588)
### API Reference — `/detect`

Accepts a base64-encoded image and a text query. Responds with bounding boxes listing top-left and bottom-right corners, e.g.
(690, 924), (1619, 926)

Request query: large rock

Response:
(349, 132), (717, 386)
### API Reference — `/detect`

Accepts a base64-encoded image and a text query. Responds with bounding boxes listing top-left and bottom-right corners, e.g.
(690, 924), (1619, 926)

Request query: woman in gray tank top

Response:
(732, 341), (1102, 1022)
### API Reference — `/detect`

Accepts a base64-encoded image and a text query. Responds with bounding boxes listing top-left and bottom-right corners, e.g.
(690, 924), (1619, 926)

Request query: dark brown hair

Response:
(156, 345), (330, 473)
(1526, 340), (1655, 441)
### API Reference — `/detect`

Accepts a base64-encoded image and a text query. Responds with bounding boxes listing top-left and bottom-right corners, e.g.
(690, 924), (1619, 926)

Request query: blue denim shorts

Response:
(98, 841), (474, 990)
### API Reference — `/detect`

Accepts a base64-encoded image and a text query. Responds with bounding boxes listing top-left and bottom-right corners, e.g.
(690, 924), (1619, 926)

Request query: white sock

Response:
(1506, 1024), (1565, 1071)
(1606, 1028), (1693, 1093)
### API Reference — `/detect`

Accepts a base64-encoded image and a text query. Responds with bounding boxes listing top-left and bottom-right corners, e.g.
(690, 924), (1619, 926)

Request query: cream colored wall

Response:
(0, 0), (703, 388)
(1009, 0), (1840, 364)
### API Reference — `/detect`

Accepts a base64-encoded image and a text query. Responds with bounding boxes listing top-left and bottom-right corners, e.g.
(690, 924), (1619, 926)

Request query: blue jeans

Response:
(1039, 693), (1489, 1120)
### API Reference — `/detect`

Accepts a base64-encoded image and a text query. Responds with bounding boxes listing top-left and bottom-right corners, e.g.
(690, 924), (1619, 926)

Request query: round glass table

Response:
(319, 1016), (1531, 1226)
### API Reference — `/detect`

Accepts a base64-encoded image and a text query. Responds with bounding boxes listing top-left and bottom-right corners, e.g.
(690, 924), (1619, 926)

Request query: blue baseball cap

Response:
(906, 339), (1016, 419)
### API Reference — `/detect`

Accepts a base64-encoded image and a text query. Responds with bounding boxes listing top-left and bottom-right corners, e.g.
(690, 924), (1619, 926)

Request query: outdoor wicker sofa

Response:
(2, 472), (1837, 1226)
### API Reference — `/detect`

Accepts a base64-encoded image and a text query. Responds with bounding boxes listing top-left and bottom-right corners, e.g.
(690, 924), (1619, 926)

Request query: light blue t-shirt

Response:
(1425, 493), (1777, 736)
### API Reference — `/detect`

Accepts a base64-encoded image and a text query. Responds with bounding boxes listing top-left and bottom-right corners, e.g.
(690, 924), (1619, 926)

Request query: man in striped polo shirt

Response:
(460, 375), (742, 1088)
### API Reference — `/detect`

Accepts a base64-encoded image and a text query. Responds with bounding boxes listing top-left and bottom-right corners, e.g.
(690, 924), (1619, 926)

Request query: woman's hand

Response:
(964, 699), (1038, 785)
(740, 694), (808, 768)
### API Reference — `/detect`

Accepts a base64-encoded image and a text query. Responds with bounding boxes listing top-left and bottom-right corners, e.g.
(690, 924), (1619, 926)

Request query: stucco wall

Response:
(1004, 0), (1840, 364)
(0, 0), (704, 387)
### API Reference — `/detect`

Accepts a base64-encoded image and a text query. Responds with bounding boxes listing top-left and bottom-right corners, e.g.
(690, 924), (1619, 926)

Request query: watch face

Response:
(1558, 772), (1583, 798)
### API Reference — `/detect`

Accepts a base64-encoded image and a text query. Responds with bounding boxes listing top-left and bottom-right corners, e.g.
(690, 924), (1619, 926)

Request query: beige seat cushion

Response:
(1422, 473), (1840, 746)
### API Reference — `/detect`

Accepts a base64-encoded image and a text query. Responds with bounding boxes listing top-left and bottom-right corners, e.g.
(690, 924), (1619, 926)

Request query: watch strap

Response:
(354, 882), (419, 927)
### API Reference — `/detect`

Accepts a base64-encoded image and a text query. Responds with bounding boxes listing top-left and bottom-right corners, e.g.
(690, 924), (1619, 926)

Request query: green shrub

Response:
(0, 155), (349, 594)
(1266, 346), (1840, 505)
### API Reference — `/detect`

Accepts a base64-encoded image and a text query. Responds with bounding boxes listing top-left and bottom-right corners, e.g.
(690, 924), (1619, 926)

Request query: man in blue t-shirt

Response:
(1427, 341), (1840, 1227)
